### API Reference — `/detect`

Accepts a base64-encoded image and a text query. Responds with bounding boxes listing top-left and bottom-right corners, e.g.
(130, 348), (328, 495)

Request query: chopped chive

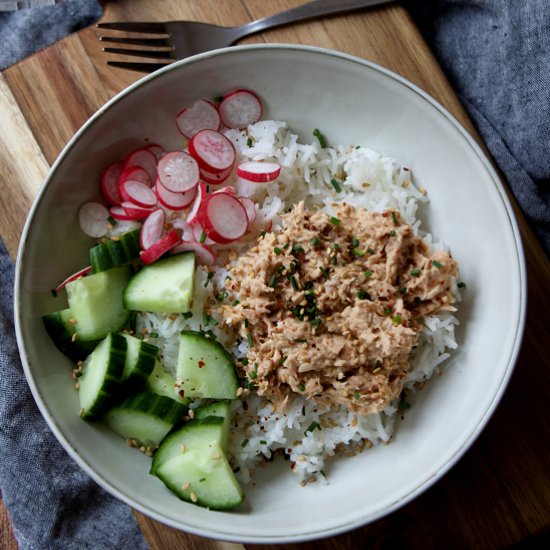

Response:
(305, 421), (321, 434)
(149, 332), (159, 338)
(331, 256), (337, 265)
(353, 392), (361, 399)
(294, 338), (307, 343)
(311, 236), (322, 247)
(199, 231), (206, 244)
(232, 299), (240, 306)
(204, 272), (214, 287)
(247, 380), (255, 390)
(312, 128), (327, 148)
(351, 236), (359, 247)
(292, 244), (304, 255)
(241, 438), (249, 448)
(432, 260), (443, 269)
(259, 230), (266, 239)
(225, 275), (232, 281)
(244, 319), (249, 328)
(389, 230), (396, 237)
(289, 275), (299, 290)
(269, 275), (279, 287)
(216, 290), (229, 302)
(410, 268), (421, 277)
(383, 306), (392, 315)
(283, 242), (290, 249)
(273, 246), (283, 255)
(391, 211), (399, 226)
(320, 268), (330, 278)
(246, 137), (254, 147)
(279, 356), (287, 365)
(367, 248), (375, 254)
(330, 178), (342, 193)
(392, 315), (402, 324)
(247, 333), (253, 347)
(333, 242), (340, 249)
(214, 95), (223, 103)
(353, 248), (365, 257)
(458, 281), (467, 289)
(233, 466), (241, 473)
(330, 216), (341, 225)
(310, 317), (322, 328)
(182, 311), (193, 320)
(260, 440), (267, 445)
(364, 269), (373, 279)
(199, 477), (206, 482)
(241, 357), (249, 366)
(298, 383), (306, 392)
(248, 369), (257, 380)
(399, 287), (407, 294)
(107, 215), (117, 226)
(357, 290), (370, 300)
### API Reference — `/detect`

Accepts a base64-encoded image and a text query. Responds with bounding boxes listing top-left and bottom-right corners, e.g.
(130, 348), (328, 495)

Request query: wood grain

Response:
(1, 1), (549, 549)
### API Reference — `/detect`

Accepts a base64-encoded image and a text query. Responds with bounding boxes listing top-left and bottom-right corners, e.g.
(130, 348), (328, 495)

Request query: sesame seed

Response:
(190, 492), (198, 503)
(181, 482), (191, 490)
(179, 444), (186, 453)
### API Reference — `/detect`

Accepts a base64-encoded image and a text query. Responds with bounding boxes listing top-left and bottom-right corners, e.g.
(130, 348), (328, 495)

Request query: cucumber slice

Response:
(103, 391), (187, 447)
(121, 333), (158, 388)
(90, 229), (141, 273)
(154, 443), (244, 510)
(66, 266), (131, 341)
(194, 401), (231, 450)
(146, 361), (189, 405)
(176, 331), (238, 399)
(150, 416), (227, 475)
(42, 308), (98, 361)
(123, 252), (195, 313)
(78, 333), (127, 420)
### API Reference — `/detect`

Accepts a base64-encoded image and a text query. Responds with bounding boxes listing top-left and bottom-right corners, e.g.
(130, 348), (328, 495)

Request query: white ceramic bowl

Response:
(15, 45), (526, 543)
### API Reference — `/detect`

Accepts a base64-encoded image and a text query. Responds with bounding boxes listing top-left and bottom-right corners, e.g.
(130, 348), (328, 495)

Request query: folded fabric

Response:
(0, 0), (101, 70)
(0, 236), (148, 550)
(405, 0), (550, 257)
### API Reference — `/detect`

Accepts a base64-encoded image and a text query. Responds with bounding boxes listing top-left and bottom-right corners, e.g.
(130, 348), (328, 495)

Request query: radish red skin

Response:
(199, 164), (233, 185)
(100, 162), (123, 205)
(119, 180), (157, 208)
(198, 193), (248, 244)
(54, 266), (92, 294)
(189, 129), (236, 174)
(237, 160), (281, 183)
(140, 230), (181, 265)
(157, 150), (200, 193)
(186, 182), (207, 225)
(176, 99), (221, 139)
(140, 208), (165, 250)
(122, 147), (158, 183)
(154, 180), (197, 210)
(121, 202), (155, 220)
(219, 89), (262, 129)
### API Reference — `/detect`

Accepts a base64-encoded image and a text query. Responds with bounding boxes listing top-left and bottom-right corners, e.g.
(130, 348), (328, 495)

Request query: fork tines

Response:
(97, 21), (175, 68)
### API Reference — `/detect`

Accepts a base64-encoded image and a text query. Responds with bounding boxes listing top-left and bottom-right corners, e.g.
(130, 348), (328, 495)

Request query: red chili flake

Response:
(197, 360), (205, 368)
(178, 390), (185, 397)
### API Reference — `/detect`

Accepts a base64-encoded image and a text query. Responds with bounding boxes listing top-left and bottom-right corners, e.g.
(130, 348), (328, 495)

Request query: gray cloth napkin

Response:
(405, 0), (550, 257)
(1, 1), (549, 549)
(0, 237), (149, 549)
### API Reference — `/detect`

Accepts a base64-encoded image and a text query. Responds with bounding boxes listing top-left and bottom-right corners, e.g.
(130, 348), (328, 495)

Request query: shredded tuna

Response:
(221, 202), (458, 415)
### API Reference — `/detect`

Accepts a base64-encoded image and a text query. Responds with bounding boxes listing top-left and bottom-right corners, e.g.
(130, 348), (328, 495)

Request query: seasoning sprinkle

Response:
(312, 128), (327, 148)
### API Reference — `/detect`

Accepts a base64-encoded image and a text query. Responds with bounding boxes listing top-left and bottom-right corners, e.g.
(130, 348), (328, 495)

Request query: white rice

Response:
(135, 120), (459, 486)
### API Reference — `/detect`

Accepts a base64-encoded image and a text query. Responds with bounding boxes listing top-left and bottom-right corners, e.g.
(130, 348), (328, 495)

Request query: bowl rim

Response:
(14, 43), (527, 543)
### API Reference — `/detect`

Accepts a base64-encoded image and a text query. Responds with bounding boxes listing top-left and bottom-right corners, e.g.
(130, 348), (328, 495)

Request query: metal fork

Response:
(97, 0), (394, 72)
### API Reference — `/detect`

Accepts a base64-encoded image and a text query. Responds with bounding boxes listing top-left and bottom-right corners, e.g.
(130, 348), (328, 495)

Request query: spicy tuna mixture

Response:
(220, 202), (458, 415)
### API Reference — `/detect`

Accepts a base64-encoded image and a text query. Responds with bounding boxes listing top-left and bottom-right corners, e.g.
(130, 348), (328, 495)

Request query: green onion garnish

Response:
(330, 216), (341, 225)
(305, 421), (321, 434)
(364, 269), (373, 279)
(246, 137), (253, 147)
(311, 236), (321, 247)
(232, 299), (240, 307)
(289, 275), (299, 290)
(330, 178), (342, 193)
(432, 260), (443, 269)
(312, 128), (327, 148)
(241, 438), (249, 447)
(149, 332), (159, 338)
(351, 236), (359, 247)
(199, 231), (206, 244)
(204, 272), (214, 287)
(392, 315), (402, 324)
(107, 216), (117, 226)
(458, 281), (467, 289)
(269, 275), (278, 287)
(353, 392), (361, 400)
(410, 268), (421, 277)
(353, 248), (365, 257)
(298, 383), (305, 392)
(389, 230), (396, 237)
(214, 95), (223, 103)
(357, 290), (370, 300)
(182, 311), (193, 320)
(247, 333), (253, 347)
(384, 306), (392, 315)
(294, 338), (307, 343)
(273, 247), (283, 255)
(391, 211), (399, 226)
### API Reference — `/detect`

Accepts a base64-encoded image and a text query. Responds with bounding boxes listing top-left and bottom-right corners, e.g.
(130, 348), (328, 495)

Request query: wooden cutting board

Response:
(1, 1), (549, 549)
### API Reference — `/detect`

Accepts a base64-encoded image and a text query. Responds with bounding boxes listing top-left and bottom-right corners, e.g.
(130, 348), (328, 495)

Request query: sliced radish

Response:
(219, 89), (262, 129)
(119, 180), (157, 208)
(186, 182), (207, 225)
(171, 217), (194, 241)
(54, 265), (92, 294)
(212, 185), (236, 196)
(110, 205), (135, 221)
(121, 201), (155, 220)
(189, 129), (235, 174)
(237, 196), (257, 224)
(157, 150), (199, 193)
(155, 179), (197, 211)
(198, 193), (248, 244)
(79, 202), (110, 238)
(176, 99), (221, 139)
(118, 165), (152, 188)
(170, 241), (215, 266)
(123, 147), (158, 183)
(146, 144), (165, 161)
(100, 162), (123, 205)
(192, 223), (215, 245)
(237, 160), (281, 183)
(140, 230), (181, 265)
(199, 164), (233, 185)
(140, 208), (165, 250)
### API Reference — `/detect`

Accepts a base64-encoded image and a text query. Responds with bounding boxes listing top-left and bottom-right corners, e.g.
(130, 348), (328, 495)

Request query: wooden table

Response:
(1, 1), (549, 548)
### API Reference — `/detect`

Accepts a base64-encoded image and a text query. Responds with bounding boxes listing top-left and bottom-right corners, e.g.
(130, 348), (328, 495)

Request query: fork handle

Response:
(237, 0), (395, 38)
